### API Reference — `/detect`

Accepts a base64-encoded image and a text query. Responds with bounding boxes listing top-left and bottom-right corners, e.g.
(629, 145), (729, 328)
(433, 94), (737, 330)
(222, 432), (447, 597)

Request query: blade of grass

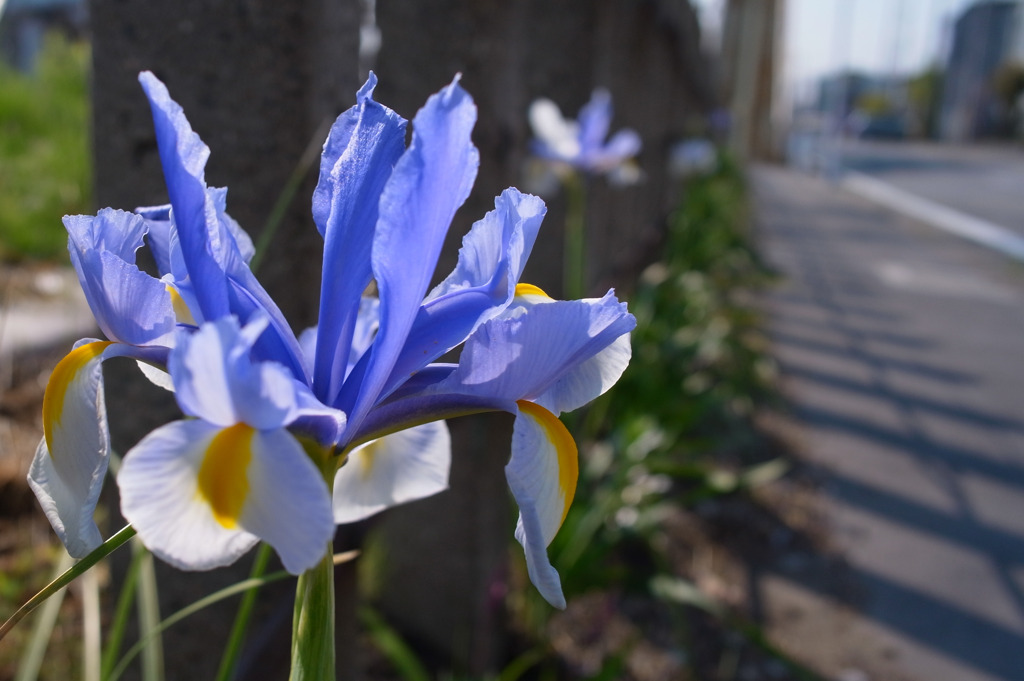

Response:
(214, 542), (273, 681)
(100, 544), (144, 680)
(0, 525), (137, 642)
(249, 116), (333, 275)
(290, 544), (336, 679)
(107, 550), (358, 681)
(651, 574), (829, 681)
(134, 542), (163, 681)
(81, 558), (102, 681)
(650, 575), (725, 618)
(14, 550), (74, 681)
(497, 647), (548, 681)
(359, 606), (430, 681)
(726, 614), (830, 681)
(554, 489), (619, 572)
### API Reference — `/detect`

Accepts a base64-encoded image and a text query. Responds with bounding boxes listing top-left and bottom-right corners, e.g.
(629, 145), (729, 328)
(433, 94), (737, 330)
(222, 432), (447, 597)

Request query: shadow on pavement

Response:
(753, 163), (1024, 681)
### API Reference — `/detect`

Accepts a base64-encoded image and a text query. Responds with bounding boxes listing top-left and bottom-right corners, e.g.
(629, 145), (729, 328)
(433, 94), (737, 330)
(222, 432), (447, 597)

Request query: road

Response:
(753, 156), (1024, 681)
(839, 140), (1024, 236)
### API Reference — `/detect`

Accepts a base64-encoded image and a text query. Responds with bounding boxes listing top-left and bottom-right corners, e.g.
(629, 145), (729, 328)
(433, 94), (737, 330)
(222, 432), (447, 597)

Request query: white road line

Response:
(841, 171), (1024, 262)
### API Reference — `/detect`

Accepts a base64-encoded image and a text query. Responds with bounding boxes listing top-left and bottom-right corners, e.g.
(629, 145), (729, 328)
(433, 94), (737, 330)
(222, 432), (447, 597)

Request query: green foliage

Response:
(290, 547), (337, 681)
(360, 607), (432, 681)
(854, 92), (894, 116)
(608, 156), (773, 453)
(549, 154), (778, 599)
(358, 154), (783, 680)
(907, 67), (944, 138)
(992, 60), (1024, 108)
(0, 32), (92, 261)
(907, 67), (942, 108)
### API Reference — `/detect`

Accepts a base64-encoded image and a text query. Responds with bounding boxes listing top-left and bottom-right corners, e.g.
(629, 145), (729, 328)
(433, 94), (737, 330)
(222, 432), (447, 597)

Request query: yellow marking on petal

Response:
(517, 400), (578, 525)
(43, 341), (113, 455)
(514, 282), (553, 301)
(356, 440), (381, 481)
(197, 423), (253, 528)
(166, 284), (197, 325)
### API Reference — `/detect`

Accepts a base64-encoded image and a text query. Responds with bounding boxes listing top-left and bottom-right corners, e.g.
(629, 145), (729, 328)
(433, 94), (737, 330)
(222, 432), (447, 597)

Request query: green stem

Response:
(287, 442), (341, 681)
(134, 543), (164, 681)
(106, 551), (357, 681)
(14, 551), (74, 681)
(0, 525), (136, 642)
(359, 607), (430, 681)
(100, 545), (144, 679)
(214, 543), (274, 681)
(289, 547), (336, 681)
(108, 571), (287, 681)
(250, 117), (333, 275)
(81, 559), (102, 681)
(563, 173), (587, 300)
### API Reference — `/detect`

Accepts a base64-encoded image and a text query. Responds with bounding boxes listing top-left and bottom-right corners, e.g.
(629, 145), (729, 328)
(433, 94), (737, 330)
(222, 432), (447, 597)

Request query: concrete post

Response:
(91, 0), (361, 328)
(90, 2), (361, 679)
(371, 0), (709, 674)
(722, 0), (782, 161)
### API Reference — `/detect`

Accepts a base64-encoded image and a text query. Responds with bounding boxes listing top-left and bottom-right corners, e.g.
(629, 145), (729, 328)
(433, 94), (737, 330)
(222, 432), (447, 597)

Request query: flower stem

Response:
(289, 546), (336, 681)
(135, 542), (165, 681)
(286, 441), (340, 680)
(563, 172), (587, 300)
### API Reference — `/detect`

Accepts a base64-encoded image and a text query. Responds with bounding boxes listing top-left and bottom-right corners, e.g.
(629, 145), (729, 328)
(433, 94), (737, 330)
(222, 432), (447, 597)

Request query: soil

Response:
(0, 338), (83, 680)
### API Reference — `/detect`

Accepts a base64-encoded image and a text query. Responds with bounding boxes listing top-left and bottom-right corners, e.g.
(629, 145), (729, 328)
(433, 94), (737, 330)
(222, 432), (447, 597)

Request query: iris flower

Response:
(29, 71), (635, 608)
(528, 88), (642, 176)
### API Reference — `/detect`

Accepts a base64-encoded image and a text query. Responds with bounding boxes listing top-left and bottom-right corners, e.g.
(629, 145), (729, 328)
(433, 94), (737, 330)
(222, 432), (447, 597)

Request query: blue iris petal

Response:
(139, 72), (307, 381)
(312, 72), (407, 406)
(36, 71), (636, 606)
(139, 72), (230, 322)
(379, 188), (546, 400)
(577, 88), (613, 154)
(66, 209), (177, 347)
(432, 292), (635, 406)
(337, 76), (480, 436)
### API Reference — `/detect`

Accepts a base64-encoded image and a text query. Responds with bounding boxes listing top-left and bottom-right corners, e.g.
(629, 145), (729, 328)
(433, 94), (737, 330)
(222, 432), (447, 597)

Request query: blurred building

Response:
(720, 0), (784, 160)
(939, 0), (1021, 140)
(815, 71), (908, 139)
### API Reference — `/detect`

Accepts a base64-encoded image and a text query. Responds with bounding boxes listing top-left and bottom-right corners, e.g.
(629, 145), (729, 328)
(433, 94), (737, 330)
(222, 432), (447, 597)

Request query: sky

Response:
(694, 0), (982, 102)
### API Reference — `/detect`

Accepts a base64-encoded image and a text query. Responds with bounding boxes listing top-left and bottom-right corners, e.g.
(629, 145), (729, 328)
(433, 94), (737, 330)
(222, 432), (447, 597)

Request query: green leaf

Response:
(14, 551), (74, 681)
(100, 544), (144, 679)
(215, 543), (274, 681)
(497, 647), (548, 681)
(134, 543), (164, 681)
(81, 558), (102, 681)
(106, 551), (356, 681)
(0, 525), (137, 642)
(649, 574), (725, 617)
(359, 607), (430, 681)
(739, 457), (789, 488)
(250, 117), (333, 274)
(289, 547), (336, 681)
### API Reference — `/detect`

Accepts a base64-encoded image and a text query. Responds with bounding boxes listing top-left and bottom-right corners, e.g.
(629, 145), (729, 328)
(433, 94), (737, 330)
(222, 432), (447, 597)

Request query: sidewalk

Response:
(0, 266), (95, 361)
(752, 163), (1024, 681)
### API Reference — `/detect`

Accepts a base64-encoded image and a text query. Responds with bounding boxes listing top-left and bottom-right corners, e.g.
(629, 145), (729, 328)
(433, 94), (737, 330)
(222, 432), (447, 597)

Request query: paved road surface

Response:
(839, 140), (1024, 237)
(0, 268), (95, 359)
(754, 163), (1024, 681)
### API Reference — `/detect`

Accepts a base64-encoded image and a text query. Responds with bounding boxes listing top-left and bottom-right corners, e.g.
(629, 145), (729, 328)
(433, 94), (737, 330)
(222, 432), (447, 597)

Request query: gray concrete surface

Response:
(0, 267), (95, 361)
(839, 140), (1024, 237)
(754, 162), (1024, 681)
